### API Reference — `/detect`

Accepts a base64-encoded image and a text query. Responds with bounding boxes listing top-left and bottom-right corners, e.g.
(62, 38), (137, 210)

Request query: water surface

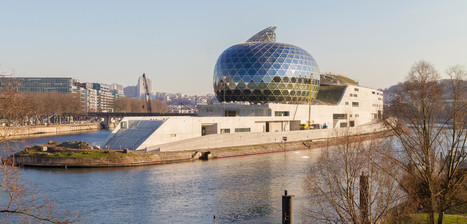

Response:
(17, 131), (321, 223)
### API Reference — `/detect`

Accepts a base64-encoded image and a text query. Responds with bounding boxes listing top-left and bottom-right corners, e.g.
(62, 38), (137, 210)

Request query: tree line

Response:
(304, 61), (466, 224)
(0, 87), (168, 126)
(0, 92), (83, 125)
(113, 97), (168, 113)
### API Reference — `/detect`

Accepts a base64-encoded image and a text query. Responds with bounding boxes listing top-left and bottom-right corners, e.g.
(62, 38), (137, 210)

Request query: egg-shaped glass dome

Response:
(213, 41), (320, 104)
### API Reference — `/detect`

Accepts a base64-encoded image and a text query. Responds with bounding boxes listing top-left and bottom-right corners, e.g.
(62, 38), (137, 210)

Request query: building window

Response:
(225, 111), (238, 117)
(274, 111), (290, 116)
(352, 102), (359, 107)
(235, 128), (251, 133)
(121, 121), (128, 129)
(333, 114), (347, 119)
(220, 129), (230, 134)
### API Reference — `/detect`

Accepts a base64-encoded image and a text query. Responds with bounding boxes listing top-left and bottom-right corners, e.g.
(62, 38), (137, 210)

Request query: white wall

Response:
(145, 122), (386, 152)
(104, 85), (384, 151)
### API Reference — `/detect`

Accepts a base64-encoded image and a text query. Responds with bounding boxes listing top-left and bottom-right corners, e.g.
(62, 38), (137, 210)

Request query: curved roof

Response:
(213, 41), (320, 104)
(246, 26), (276, 43)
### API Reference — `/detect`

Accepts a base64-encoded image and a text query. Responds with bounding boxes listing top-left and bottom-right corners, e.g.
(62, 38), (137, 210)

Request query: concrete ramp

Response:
(103, 120), (164, 150)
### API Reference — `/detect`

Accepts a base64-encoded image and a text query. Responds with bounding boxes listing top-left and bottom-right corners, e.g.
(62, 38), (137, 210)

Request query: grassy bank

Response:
(400, 214), (467, 224)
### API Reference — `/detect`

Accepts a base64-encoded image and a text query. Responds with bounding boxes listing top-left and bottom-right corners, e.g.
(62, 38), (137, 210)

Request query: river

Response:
(15, 131), (321, 223)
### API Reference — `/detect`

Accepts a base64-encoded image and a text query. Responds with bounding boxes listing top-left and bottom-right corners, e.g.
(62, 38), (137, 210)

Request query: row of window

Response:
(372, 91), (383, 96)
(345, 102), (359, 106)
(334, 113), (359, 119)
(274, 111), (290, 116)
(220, 128), (251, 133)
(340, 120), (356, 127)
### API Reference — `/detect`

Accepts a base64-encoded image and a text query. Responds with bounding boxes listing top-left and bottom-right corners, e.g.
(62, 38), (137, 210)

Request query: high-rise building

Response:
(80, 88), (98, 112)
(137, 76), (153, 98)
(110, 89), (124, 99)
(123, 85), (137, 98)
(92, 83), (114, 112)
(110, 83), (124, 91)
(123, 75), (153, 98)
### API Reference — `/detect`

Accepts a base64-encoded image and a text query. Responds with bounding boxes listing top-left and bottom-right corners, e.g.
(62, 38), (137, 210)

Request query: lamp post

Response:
(223, 77), (226, 116)
(308, 73), (313, 129)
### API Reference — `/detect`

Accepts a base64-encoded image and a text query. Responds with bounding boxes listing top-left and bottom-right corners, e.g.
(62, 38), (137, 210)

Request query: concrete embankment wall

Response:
(0, 123), (101, 140)
(13, 150), (197, 168)
(147, 122), (385, 152)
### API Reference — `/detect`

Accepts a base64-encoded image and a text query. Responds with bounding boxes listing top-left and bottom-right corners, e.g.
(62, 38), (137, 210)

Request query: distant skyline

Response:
(1, 0), (466, 95)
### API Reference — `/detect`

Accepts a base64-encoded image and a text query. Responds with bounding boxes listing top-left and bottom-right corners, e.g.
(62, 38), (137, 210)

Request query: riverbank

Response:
(0, 123), (101, 140)
(11, 130), (393, 168)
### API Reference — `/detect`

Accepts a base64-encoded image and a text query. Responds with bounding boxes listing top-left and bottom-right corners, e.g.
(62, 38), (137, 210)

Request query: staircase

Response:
(103, 120), (165, 150)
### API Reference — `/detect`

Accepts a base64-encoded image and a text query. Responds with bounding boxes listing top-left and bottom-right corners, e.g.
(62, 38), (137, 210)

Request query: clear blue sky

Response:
(1, 0), (466, 95)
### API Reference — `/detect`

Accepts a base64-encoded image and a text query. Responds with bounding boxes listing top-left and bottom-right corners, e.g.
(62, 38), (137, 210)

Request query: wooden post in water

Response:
(360, 172), (370, 224)
(282, 190), (294, 224)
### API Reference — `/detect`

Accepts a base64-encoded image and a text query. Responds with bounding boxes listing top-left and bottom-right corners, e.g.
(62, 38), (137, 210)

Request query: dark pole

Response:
(360, 172), (370, 224)
(224, 76), (227, 117)
(282, 190), (294, 224)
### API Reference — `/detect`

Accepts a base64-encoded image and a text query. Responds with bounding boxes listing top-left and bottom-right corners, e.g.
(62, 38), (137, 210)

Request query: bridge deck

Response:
(86, 112), (197, 117)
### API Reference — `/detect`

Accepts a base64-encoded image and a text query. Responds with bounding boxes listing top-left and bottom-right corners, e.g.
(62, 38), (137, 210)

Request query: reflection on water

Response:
(9, 131), (323, 223)
(20, 146), (322, 223)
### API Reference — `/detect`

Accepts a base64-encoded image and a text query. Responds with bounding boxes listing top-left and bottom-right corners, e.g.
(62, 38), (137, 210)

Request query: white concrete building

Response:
(102, 85), (383, 151)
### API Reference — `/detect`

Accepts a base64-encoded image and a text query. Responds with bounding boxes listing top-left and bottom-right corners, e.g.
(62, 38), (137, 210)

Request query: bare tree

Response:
(0, 75), (81, 223)
(113, 97), (168, 113)
(435, 66), (467, 223)
(383, 61), (466, 224)
(303, 130), (404, 223)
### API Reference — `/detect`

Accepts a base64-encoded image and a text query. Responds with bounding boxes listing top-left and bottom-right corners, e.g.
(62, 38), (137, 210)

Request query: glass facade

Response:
(213, 42), (320, 104)
(0, 77), (78, 93)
